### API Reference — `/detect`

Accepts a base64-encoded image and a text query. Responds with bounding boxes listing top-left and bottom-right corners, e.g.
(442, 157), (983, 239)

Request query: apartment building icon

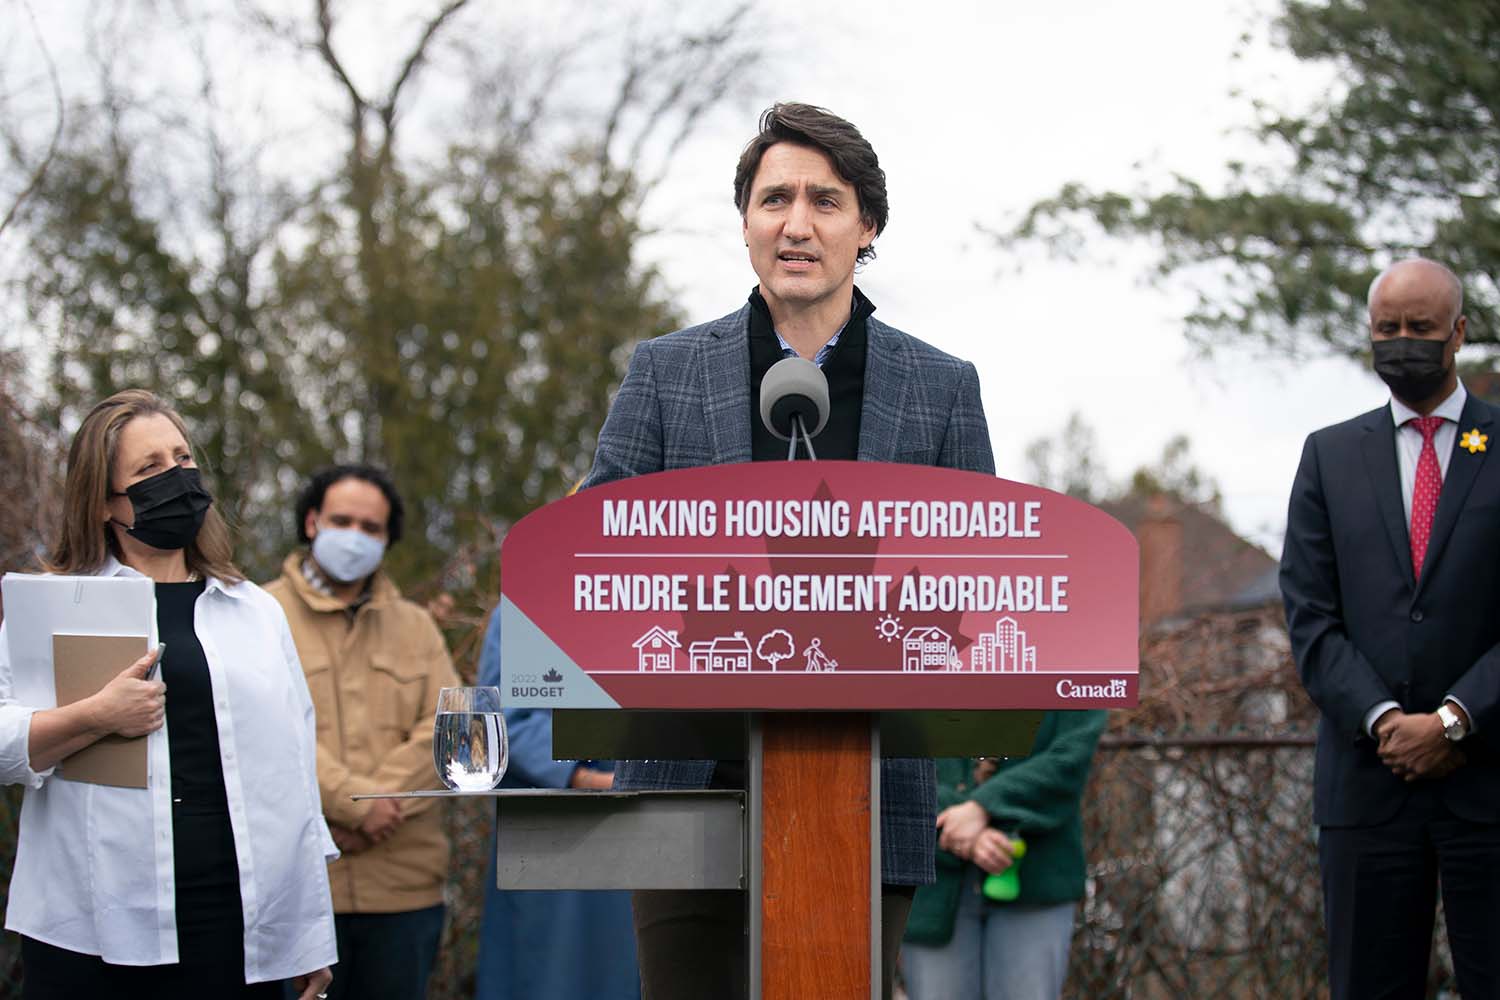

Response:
(971, 616), (1038, 673)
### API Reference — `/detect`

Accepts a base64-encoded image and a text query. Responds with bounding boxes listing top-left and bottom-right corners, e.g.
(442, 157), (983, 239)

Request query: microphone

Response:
(759, 356), (829, 460)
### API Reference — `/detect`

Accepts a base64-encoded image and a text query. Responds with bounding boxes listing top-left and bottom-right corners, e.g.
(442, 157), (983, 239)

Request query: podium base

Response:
(751, 713), (879, 1000)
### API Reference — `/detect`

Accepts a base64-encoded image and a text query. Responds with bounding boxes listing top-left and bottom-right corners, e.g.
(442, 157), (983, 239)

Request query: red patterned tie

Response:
(1409, 415), (1445, 581)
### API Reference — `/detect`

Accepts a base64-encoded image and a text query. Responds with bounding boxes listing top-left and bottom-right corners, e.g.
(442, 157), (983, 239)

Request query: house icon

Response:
(688, 631), (754, 672)
(902, 626), (954, 672)
(633, 626), (681, 672)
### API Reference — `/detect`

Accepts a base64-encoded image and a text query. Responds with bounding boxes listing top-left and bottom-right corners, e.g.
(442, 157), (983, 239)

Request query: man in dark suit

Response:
(1281, 257), (1500, 999)
(581, 103), (994, 1000)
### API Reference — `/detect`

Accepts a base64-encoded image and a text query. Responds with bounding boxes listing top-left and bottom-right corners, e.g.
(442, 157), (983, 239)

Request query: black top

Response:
(747, 286), (873, 463)
(156, 580), (230, 811)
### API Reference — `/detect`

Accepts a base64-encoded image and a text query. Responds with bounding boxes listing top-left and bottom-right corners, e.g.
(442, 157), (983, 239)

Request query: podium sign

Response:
(500, 461), (1138, 710)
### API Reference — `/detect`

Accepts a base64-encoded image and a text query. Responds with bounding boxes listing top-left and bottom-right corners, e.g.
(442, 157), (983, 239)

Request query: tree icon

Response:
(757, 629), (795, 671)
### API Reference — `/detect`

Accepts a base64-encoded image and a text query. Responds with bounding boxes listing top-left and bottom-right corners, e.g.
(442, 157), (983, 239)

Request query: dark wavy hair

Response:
(295, 464), (405, 546)
(732, 102), (888, 264)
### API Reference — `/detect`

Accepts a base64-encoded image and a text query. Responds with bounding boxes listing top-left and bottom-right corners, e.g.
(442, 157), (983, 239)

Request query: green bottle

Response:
(981, 836), (1027, 901)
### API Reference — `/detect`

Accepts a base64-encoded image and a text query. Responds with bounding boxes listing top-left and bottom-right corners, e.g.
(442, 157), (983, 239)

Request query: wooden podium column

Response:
(758, 712), (875, 1000)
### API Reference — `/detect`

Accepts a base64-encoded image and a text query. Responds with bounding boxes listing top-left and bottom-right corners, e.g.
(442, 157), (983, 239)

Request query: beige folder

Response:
(52, 633), (150, 788)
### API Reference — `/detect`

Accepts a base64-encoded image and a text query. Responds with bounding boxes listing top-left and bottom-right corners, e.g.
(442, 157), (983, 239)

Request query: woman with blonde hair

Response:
(0, 389), (336, 998)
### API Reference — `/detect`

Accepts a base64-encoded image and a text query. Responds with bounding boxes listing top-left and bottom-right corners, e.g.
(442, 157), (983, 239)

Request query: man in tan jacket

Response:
(267, 464), (459, 1000)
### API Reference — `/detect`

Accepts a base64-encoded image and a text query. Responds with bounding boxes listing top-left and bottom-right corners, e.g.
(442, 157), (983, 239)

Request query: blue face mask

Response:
(310, 526), (386, 583)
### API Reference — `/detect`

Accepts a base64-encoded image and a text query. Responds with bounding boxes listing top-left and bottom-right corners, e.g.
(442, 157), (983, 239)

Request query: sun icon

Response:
(875, 614), (901, 642)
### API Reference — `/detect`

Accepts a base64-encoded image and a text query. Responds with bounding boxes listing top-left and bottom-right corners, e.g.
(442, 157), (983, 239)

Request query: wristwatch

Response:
(1437, 703), (1468, 742)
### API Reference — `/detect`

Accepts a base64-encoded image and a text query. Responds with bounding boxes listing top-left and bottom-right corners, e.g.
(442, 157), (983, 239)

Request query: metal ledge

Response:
(350, 788), (746, 890)
(494, 789), (744, 891)
(553, 709), (1043, 760)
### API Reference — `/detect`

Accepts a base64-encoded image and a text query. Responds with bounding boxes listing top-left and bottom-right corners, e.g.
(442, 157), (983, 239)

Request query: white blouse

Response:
(0, 558), (337, 983)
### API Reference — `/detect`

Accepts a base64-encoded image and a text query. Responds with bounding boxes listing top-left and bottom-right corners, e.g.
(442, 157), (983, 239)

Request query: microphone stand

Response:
(787, 414), (819, 461)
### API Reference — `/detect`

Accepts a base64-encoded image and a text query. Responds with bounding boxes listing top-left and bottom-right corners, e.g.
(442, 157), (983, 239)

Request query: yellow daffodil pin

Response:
(1460, 428), (1488, 454)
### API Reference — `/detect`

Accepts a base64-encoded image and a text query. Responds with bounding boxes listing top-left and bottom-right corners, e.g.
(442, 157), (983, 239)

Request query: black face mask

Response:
(112, 466), (214, 551)
(1372, 334), (1453, 404)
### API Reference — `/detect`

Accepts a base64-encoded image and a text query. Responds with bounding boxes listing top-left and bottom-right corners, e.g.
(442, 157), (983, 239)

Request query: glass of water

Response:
(433, 686), (508, 791)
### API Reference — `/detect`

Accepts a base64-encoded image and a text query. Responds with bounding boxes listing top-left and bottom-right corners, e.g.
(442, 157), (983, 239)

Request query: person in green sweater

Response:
(901, 710), (1106, 1000)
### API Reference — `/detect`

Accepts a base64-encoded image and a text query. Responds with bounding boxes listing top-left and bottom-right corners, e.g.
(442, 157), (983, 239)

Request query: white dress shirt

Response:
(1364, 383), (1475, 736)
(0, 558), (338, 982)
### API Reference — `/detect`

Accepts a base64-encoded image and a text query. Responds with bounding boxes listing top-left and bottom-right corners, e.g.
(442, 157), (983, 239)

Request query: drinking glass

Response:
(433, 686), (508, 791)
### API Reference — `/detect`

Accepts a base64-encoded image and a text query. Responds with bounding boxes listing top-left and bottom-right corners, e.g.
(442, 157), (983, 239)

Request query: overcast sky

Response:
(6, 0), (1395, 554)
(636, 0), (1387, 555)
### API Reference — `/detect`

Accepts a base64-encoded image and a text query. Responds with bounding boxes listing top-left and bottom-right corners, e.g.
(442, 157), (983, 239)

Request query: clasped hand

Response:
(1374, 710), (1464, 782)
(935, 800), (1016, 875)
(333, 797), (404, 854)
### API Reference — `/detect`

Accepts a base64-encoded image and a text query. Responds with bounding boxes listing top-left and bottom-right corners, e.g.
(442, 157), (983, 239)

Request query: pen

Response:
(145, 643), (166, 681)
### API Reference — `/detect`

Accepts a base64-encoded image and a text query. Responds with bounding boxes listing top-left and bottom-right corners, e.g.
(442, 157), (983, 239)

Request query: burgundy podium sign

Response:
(499, 462), (1138, 710)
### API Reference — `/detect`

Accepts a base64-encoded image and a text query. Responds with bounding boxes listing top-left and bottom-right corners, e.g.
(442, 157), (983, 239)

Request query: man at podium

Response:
(581, 102), (995, 1000)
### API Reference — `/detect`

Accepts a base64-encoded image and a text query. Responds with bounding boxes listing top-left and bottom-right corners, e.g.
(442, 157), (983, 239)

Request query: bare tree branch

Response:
(383, 0), (473, 114)
(313, 0), (369, 114)
(626, 4), (752, 173)
(0, 0), (65, 239)
(598, 50), (646, 183)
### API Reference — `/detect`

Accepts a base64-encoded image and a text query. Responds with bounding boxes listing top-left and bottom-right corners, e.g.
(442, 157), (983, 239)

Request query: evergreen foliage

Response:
(1002, 0), (1500, 361)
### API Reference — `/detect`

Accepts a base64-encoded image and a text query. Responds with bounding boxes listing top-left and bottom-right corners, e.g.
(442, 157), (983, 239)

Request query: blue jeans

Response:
(902, 869), (1075, 1000)
(286, 905), (445, 1000)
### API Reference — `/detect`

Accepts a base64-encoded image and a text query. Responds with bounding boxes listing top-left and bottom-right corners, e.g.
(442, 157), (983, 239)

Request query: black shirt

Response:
(152, 581), (248, 963)
(156, 580), (230, 810)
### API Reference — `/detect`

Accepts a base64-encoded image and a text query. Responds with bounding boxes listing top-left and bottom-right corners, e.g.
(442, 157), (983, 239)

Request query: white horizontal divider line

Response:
(572, 553), (1069, 559)
(589, 669), (1103, 675)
